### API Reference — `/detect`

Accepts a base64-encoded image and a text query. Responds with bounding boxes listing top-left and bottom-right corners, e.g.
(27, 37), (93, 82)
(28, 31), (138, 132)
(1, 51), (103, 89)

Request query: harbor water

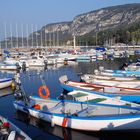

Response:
(0, 57), (140, 140)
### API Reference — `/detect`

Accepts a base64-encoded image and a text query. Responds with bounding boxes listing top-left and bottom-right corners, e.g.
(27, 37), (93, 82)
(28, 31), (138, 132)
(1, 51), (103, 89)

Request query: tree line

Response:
(76, 22), (140, 46)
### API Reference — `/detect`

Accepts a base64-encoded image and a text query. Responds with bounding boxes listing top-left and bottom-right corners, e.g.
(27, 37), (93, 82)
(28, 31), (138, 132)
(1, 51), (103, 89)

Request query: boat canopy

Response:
(95, 47), (106, 51)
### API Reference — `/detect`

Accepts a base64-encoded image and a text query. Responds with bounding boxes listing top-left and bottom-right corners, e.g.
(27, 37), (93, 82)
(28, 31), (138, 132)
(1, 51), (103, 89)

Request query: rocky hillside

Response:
(1, 3), (140, 47)
(32, 3), (140, 42)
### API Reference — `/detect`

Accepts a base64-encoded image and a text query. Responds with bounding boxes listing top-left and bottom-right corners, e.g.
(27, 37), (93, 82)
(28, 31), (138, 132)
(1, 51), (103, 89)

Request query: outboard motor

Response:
(44, 60), (48, 66)
(22, 62), (26, 71)
(57, 93), (75, 101)
(55, 59), (57, 64)
(99, 66), (104, 72)
(64, 58), (68, 65)
(14, 91), (24, 100)
(137, 59), (140, 63)
(129, 59), (133, 64)
(120, 63), (128, 70)
(14, 73), (23, 100)
(15, 62), (21, 73)
(44, 60), (48, 70)
(94, 69), (99, 75)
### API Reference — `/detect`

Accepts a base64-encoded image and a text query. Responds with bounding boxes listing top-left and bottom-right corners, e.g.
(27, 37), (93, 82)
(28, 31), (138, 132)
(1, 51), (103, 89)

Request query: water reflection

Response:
(15, 110), (140, 140)
(15, 110), (99, 140)
(0, 56), (140, 139)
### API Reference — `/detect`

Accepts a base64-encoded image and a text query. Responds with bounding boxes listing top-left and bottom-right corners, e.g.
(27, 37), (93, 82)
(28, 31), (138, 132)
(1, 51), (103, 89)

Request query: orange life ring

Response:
(38, 85), (50, 99)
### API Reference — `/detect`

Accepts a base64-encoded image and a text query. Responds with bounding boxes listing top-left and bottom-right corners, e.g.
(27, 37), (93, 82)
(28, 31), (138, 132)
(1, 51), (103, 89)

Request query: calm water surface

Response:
(0, 57), (140, 140)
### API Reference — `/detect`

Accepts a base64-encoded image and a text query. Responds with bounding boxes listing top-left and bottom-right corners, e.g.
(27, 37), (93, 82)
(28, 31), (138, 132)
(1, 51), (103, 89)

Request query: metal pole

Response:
(15, 22), (18, 48)
(41, 25), (43, 47)
(4, 22), (7, 49)
(73, 35), (76, 49)
(10, 23), (13, 48)
(21, 23), (24, 47)
(45, 26), (47, 47)
(31, 24), (34, 47)
(26, 24), (29, 48)
(49, 28), (51, 47)
(35, 25), (38, 48)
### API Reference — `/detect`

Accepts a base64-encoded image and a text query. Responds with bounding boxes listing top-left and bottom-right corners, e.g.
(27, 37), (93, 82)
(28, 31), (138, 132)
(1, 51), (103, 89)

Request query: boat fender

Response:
(38, 85), (50, 99)
(32, 104), (41, 110)
(64, 60), (68, 65)
(62, 118), (68, 127)
(11, 82), (16, 90)
(2, 122), (10, 129)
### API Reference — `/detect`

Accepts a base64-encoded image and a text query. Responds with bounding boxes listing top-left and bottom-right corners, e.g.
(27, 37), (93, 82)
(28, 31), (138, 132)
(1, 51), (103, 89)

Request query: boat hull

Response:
(14, 99), (140, 131)
(104, 69), (140, 76)
(60, 82), (140, 103)
(0, 115), (31, 140)
(0, 65), (17, 70)
(0, 78), (13, 89)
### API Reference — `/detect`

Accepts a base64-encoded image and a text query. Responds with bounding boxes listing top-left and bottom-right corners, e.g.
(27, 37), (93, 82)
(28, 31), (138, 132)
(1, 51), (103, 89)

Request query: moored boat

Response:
(14, 96), (140, 131)
(59, 75), (140, 102)
(60, 75), (140, 93)
(81, 74), (140, 88)
(0, 78), (13, 89)
(63, 90), (139, 107)
(125, 61), (140, 71)
(0, 63), (18, 70)
(94, 67), (140, 77)
(103, 69), (140, 76)
(81, 74), (137, 82)
(0, 114), (31, 140)
(97, 71), (138, 77)
(27, 56), (45, 67)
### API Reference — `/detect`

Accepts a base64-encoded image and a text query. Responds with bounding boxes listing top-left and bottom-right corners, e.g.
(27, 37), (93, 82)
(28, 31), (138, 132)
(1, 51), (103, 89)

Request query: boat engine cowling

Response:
(14, 92), (24, 100)
(22, 62), (26, 71)
(99, 66), (104, 72)
(15, 62), (21, 70)
(94, 69), (99, 75)
(44, 60), (48, 65)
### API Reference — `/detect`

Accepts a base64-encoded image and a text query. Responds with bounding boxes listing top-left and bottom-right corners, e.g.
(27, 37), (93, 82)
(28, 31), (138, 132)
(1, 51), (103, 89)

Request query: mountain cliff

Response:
(2, 3), (140, 48)
(32, 3), (140, 44)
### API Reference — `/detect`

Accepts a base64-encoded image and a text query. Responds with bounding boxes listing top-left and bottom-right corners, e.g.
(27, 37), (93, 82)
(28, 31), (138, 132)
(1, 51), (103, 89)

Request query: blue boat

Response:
(59, 75), (140, 103)
(104, 69), (140, 75)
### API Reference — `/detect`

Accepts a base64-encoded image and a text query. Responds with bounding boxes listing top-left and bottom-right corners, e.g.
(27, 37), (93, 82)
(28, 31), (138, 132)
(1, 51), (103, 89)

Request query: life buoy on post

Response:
(38, 85), (50, 99)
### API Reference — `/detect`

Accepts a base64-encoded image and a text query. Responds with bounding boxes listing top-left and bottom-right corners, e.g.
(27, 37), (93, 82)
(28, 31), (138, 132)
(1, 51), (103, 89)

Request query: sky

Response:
(0, 0), (140, 38)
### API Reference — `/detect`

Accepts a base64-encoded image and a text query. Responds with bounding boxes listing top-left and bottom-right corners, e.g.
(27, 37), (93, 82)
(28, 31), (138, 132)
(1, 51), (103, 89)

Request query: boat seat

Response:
(75, 107), (97, 117)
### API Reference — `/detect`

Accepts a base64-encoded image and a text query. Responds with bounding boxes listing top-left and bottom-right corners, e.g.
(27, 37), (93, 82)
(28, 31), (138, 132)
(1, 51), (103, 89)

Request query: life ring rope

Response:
(38, 85), (50, 99)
